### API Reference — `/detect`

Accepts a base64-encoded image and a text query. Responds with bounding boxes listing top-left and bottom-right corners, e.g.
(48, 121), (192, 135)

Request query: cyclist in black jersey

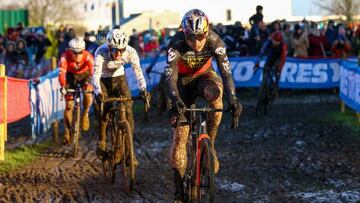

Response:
(166, 9), (242, 202)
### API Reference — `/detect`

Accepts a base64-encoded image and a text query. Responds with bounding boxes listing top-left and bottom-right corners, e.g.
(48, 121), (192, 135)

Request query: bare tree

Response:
(23, 0), (82, 26)
(316, 0), (360, 22)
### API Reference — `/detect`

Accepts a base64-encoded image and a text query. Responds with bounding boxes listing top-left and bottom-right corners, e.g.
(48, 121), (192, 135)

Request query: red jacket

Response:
(58, 50), (94, 87)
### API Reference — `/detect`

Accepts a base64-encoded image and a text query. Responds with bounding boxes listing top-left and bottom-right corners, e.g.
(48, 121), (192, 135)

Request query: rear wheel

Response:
(120, 121), (135, 191)
(197, 138), (215, 203)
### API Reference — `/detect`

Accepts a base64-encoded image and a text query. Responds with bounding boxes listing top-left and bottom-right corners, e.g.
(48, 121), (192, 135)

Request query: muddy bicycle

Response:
(179, 107), (228, 203)
(254, 64), (279, 117)
(100, 96), (149, 191)
(65, 84), (93, 157)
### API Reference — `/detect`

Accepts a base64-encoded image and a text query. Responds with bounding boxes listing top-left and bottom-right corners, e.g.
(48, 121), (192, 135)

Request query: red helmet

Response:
(181, 9), (209, 37)
(271, 31), (283, 42)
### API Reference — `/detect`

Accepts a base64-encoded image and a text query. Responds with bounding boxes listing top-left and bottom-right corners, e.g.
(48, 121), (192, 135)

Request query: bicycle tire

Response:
(120, 120), (135, 191)
(197, 138), (215, 203)
(72, 104), (81, 157)
(102, 116), (117, 184)
(256, 75), (268, 117)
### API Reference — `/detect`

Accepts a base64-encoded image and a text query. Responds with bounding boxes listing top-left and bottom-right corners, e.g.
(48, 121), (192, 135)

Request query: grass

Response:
(326, 110), (360, 135)
(0, 141), (53, 173)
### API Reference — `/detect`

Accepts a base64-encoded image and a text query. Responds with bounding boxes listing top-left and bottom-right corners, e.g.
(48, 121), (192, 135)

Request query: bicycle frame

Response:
(66, 83), (92, 157)
(183, 107), (224, 202)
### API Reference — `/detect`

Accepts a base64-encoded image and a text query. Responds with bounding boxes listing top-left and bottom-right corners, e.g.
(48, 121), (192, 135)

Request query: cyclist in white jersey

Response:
(92, 29), (149, 163)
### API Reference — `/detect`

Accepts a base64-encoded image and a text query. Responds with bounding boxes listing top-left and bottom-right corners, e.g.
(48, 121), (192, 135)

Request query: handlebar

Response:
(184, 108), (229, 113)
(100, 96), (137, 103)
(66, 89), (93, 94)
(100, 96), (150, 113)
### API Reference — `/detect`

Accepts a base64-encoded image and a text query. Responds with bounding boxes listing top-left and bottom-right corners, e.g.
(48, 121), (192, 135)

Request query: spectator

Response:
(331, 26), (352, 58)
(65, 27), (76, 42)
(354, 26), (360, 60)
(325, 20), (337, 48)
(58, 33), (68, 59)
(250, 20), (269, 55)
(84, 32), (97, 50)
(249, 5), (264, 35)
(129, 29), (141, 54)
(0, 35), (6, 64)
(282, 23), (293, 56)
(270, 20), (281, 33)
(292, 24), (309, 58)
(6, 27), (19, 42)
(16, 39), (29, 65)
(35, 31), (51, 64)
(308, 28), (328, 58)
(25, 32), (38, 61)
(4, 41), (17, 65)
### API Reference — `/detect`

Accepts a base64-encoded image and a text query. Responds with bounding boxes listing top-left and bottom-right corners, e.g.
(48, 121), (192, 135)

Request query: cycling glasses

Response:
(72, 50), (83, 55)
(111, 47), (126, 55)
(186, 33), (207, 42)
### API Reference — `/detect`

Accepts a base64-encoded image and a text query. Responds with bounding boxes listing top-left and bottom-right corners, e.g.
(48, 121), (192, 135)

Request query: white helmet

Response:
(106, 29), (128, 49)
(69, 38), (85, 52)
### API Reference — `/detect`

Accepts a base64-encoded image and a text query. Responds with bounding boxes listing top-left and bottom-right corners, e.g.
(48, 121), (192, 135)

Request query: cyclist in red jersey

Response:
(59, 38), (94, 144)
(254, 31), (288, 98)
(166, 9), (242, 202)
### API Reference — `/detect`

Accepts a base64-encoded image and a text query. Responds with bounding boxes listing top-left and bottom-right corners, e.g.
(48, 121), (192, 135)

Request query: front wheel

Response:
(197, 138), (215, 203)
(71, 104), (81, 157)
(256, 72), (269, 117)
(120, 121), (135, 191)
(102, 116), (117, 184)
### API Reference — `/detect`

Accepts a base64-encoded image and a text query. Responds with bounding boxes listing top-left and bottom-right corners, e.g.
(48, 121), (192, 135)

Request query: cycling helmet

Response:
(106, 29), (128, 49)
(271, 31), (283, 42)
(181, 9), (209, 37)
(69, 38), (85, 52)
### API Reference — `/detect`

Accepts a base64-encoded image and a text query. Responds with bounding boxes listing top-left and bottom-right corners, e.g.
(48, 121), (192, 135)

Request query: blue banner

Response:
(340, 61), (360, 112)
(30, 69), (65, 138)
(135, 56), (342, 92)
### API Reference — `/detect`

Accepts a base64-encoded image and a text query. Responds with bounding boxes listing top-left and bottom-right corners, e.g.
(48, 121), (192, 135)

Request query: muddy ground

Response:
(0, 93), (360, 203)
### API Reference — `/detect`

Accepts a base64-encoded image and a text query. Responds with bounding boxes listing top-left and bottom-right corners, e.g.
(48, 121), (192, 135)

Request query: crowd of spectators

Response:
(1, 5), (360, 79)
(210, 5), (360, 59)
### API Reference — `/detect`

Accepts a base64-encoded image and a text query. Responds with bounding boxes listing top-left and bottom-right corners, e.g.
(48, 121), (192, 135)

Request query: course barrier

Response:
(339, 61), (360, 122)
(138, 56), (342, 92)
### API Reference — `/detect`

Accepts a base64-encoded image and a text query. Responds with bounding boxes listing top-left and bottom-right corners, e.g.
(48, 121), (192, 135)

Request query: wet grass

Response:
(0, 141), (53, 173)
(326, 110), (360, 136)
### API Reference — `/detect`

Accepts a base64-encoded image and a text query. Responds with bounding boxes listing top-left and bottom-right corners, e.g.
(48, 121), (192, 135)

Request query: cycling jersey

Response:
(255, 39), (287, 71)
(92, 43), (147, 95)
(166, 30), (236, 101)
(58, 50), (94, 87)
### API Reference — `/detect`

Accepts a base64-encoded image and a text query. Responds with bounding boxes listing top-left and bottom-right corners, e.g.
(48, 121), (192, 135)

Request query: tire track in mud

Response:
(1, 95), (360, 202)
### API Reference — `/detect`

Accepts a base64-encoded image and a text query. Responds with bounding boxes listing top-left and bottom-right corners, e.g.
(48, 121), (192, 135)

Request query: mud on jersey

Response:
(92, 43), (147, 95)
(166, 30), (236, 100)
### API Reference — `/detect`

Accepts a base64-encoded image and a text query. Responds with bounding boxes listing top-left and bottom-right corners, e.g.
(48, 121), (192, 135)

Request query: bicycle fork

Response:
(196, 113), (211, 187)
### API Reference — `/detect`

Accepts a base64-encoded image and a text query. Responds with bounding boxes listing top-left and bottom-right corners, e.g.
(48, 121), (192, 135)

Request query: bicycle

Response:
(64, 83), (93, 157)
(179, 107), (227, 203)
(254, 64), (279, 117)
(100, 95), (149, 191)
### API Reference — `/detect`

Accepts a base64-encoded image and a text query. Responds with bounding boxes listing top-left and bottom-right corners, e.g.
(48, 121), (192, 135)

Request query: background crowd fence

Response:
(50, 57), (59, 144)
(0, 64), (7, 161)
(30, 68), (64, 139)
(339, 61), (360, 124)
